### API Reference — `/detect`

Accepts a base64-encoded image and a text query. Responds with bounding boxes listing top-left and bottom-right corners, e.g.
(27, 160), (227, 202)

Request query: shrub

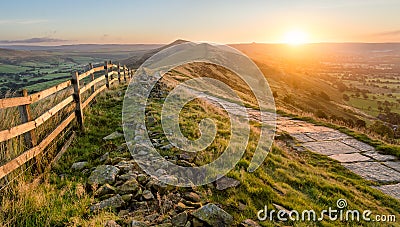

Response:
(369, 121), (394, 139)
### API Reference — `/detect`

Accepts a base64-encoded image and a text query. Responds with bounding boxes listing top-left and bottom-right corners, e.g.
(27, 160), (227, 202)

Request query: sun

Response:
(283, 30), (308, 45)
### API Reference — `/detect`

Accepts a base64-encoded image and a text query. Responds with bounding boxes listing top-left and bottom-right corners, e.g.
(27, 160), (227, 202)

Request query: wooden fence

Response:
(0, 61), (133, 180)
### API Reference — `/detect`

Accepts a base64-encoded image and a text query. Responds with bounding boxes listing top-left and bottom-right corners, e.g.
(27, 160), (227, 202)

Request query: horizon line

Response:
(1, 41), (400, 47)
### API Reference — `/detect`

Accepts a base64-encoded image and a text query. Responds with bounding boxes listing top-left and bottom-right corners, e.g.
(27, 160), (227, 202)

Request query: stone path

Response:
(275, 117), (400, 199)
(191, 89), (400, 200)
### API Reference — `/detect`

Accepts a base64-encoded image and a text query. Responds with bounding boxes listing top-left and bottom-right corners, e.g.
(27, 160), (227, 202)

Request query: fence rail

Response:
(0, 61), (133, 180)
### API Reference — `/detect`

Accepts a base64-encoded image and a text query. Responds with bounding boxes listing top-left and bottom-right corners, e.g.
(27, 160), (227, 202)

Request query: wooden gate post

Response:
(89, 63), (95, 93)
(117, 62), (121, 84)
(71, 71), (85, 130)
(104, 61), (110, 89)
(123, 65), (127, 82)
(109, 61), (113, 80)
(18, 89), (37, 148)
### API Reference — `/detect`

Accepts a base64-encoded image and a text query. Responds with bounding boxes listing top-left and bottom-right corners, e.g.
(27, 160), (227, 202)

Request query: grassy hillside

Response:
(1, 66), (399, 226)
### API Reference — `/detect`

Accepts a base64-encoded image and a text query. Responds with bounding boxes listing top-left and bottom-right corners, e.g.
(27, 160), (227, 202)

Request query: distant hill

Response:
(121, 39), (189, 68)
(0, 44), (163, 52)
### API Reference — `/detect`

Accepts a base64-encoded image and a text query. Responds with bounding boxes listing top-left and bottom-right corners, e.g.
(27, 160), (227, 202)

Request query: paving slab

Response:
(340, 138), (375, 152)
(382, 161), (400, 172)
(343, 162), (400, 183)
(305, 131), (350, 141)
(363, 151), (398, 161)
(373, 183), (400, 199)
(290, 133), (315, 143)
(329, 153), (371, 163)
(302, 141), (360, 156)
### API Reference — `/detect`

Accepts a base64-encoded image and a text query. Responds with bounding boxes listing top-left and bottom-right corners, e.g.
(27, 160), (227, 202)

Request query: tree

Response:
(343, 94), (350, 101)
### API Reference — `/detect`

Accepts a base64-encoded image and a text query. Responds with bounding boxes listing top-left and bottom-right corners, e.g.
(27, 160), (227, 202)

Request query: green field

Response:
(0, 64), (30, 73)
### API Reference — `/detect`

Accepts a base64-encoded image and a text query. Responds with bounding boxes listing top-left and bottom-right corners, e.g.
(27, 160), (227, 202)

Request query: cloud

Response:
(0, 37), (68, 44)
(0, 19), (48, 25)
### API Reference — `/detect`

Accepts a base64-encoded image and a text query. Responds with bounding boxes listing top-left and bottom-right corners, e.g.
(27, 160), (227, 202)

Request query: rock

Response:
(171, 212), (188, 227)
(183, 192), (201, 202)
(115, 160), (135, 173)
(118, 171), (137, 181)
(137, 174), (148, 184)
(131, 220), (148, 227)
(121, 194), (133, 202)
(117, 179), (140, 195)
(71, 161), (88, 171)
(142, 190), (154, 200)
(100, 152), (110, 163)
(134, 188), (143, 198)
(94, 184), (116, 197)
(215, 176), (240, 190)
(239, 219), (261, 227)
(192, 203), (233, 227)
(104, 220), (121, 227)
(192, 218), (204, 227)
(103, 131), (124, 140)
(90, 194), (125, 212)
(178, 152), (196, 162)
(238, 202), (247, 211)
(88, 165), (120, 186)
(161, 144), (173, 150)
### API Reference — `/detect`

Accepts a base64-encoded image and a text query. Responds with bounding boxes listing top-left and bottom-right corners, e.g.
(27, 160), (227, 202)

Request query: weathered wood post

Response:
(89, 63), (95, 93)
(109, 60), (114, 80)
(72, 71), (85, 131)
(18, 89), (37, 148)
(123, 65), (127, 82)
(117, 62), (121, 84)
(104, 61), (110, 89)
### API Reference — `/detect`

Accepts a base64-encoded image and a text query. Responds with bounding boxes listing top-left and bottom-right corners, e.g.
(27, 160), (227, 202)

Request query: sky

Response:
(0, 0), (399, 45)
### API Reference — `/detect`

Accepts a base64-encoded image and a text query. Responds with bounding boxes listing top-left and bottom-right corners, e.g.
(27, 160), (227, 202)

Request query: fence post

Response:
(18, 89), (37, 148)
(123, 65), (127, 82)
(89, 63), (95, 93)
(117, 62), (121, 84)
(104, 61), (110, 89)
(109, 61), (114, 80)
(71, 71), (85, 130)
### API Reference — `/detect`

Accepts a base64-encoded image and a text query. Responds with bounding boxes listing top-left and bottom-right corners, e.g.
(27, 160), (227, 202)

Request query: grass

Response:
(1, 74), (399, 226)
(0, 63), (30, 73)
(145, 74), (400, 226)
(0, 85), (126, 226)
